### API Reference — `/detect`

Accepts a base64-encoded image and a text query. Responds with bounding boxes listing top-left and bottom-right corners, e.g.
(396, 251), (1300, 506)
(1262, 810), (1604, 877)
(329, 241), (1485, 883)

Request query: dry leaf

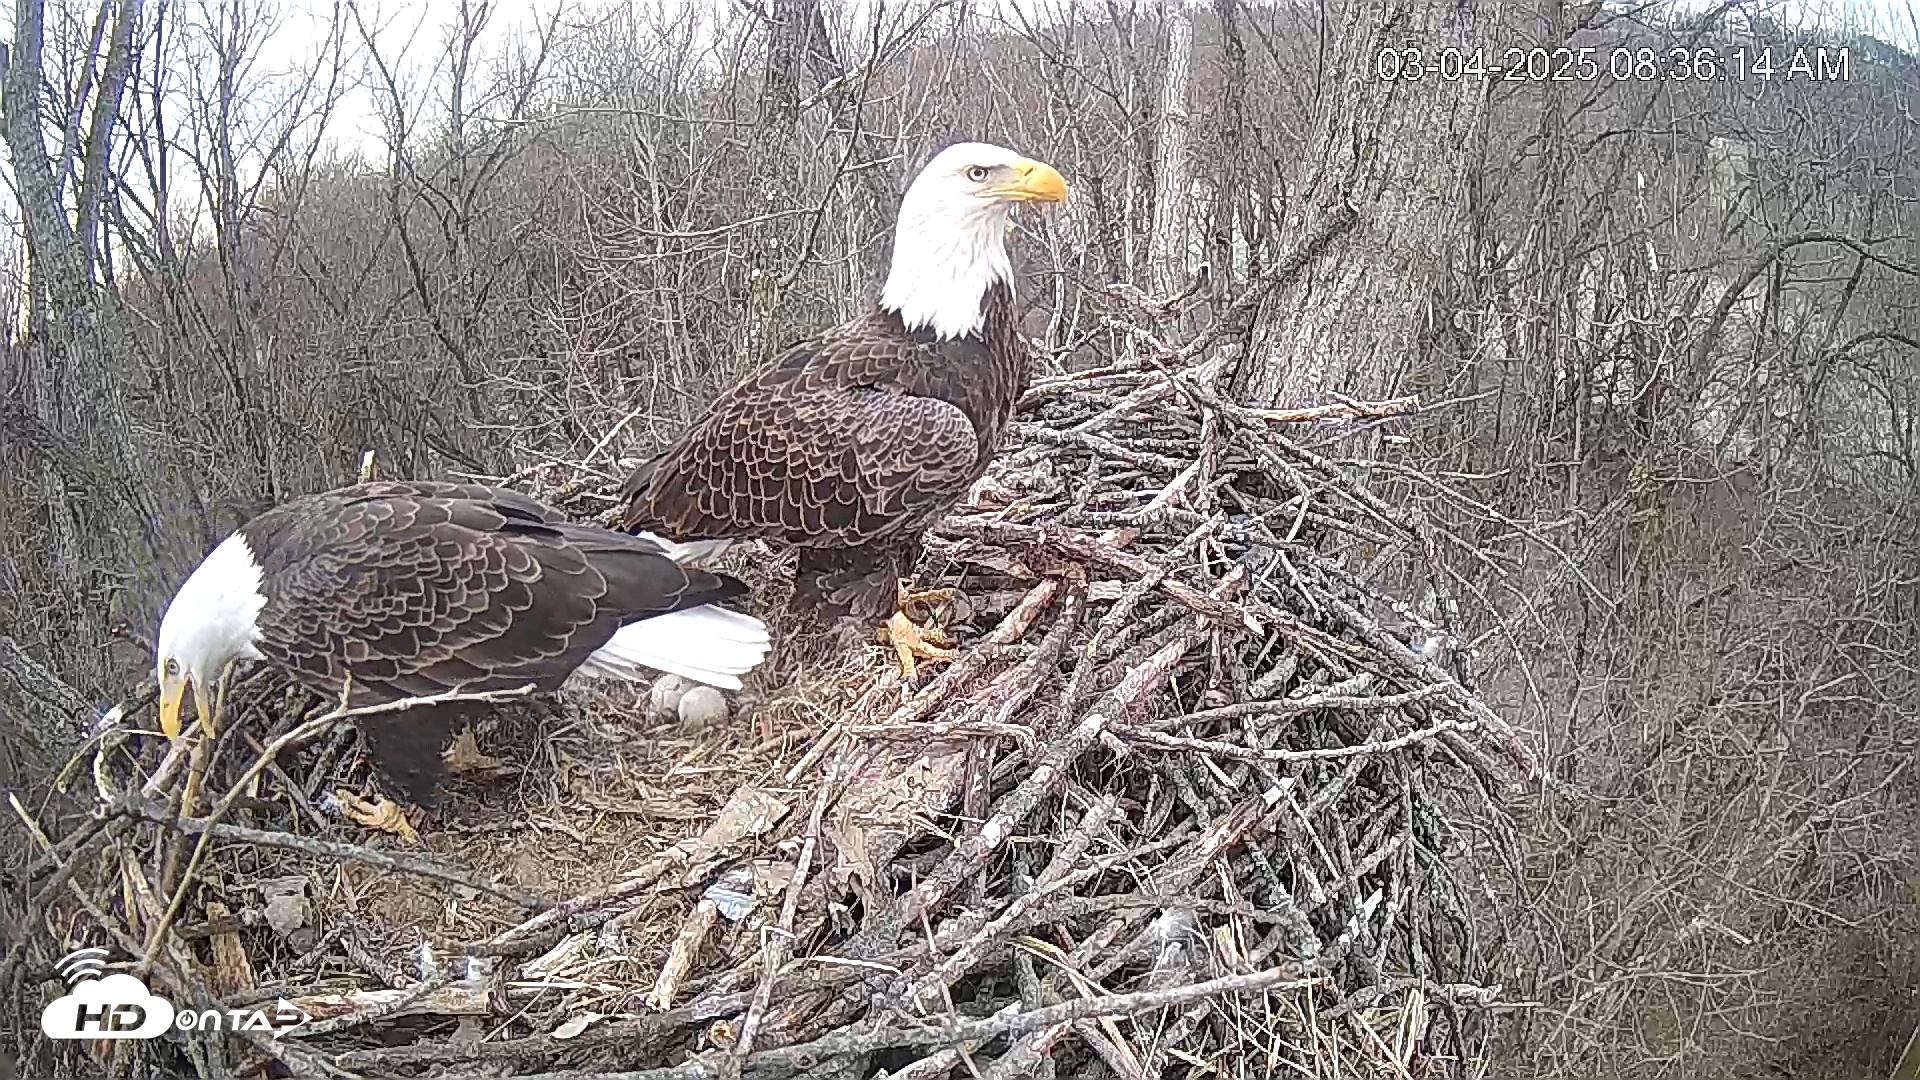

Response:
(675, 786), (791, 885)
(823, 816), (878, 906)
(442, 729), (506, 774)
(260, 876), (308, 937)
(333, 789), (420, 843)
(550, 1012), (605, 1040)
(702, 786), (790, 847)
(824, 746), (970, 906)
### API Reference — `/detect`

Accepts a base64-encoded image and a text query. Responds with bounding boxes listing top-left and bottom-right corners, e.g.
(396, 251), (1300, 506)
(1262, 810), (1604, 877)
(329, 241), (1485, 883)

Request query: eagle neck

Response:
(878, 209), (1014, 341)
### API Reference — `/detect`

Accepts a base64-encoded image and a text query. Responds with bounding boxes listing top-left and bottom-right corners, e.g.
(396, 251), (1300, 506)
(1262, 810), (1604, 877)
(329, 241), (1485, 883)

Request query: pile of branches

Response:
(8, 335), (1528, 1079)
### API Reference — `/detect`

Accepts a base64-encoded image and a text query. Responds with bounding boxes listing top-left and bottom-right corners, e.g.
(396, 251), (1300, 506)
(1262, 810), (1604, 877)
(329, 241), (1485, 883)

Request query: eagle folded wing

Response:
(626, 379), (982, 549)
(252, 497), (616, 702)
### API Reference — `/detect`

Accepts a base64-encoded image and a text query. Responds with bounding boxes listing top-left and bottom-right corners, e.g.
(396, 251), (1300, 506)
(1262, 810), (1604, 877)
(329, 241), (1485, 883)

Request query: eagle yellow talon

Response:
(884, 610), (956, 678)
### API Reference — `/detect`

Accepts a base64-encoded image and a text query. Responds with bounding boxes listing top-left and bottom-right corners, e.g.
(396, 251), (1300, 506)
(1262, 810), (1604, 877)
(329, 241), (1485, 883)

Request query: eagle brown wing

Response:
(242, 484), (745, 804)
(248, 486), (737, 701)
(620, 318), (986, 549)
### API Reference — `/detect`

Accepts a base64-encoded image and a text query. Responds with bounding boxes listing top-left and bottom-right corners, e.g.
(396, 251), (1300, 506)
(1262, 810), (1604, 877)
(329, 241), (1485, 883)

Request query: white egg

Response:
(677, 685), (730, 728)
(648, 675), (689, 721)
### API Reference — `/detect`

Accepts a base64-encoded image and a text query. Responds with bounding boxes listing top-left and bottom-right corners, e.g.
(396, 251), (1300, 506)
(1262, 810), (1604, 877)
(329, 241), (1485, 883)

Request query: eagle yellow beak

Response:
(1001, 158), (1069, 204)
(159, 676), (186, 739)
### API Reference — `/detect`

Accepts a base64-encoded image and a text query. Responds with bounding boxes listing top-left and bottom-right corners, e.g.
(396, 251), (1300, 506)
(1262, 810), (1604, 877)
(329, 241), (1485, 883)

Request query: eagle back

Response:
(237, 487), (613, 700)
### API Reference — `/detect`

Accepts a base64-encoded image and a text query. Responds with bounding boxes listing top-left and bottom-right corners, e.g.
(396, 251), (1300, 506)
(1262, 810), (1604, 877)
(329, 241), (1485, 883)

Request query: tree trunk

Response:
(1146, 5), (1195, 299)
(1, 0), (85, 328)
(756, 0), (888, 314)
(1227, 0), (1495, 407)
(1206, 0), (1250, 307)
(763, 0), (835, 126)
(76, 0), (140, 282)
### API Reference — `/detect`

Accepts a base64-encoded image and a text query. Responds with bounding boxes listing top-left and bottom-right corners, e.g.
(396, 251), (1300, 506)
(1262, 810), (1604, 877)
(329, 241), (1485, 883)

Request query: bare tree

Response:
(0, 0), (149, 695)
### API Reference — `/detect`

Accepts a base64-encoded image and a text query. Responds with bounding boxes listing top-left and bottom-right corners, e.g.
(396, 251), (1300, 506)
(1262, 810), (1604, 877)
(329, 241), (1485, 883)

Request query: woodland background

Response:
(0, 0), (1916, 1074)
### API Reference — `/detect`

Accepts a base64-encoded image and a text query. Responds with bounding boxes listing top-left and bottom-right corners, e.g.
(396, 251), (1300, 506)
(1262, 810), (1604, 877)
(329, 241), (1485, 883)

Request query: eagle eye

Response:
(964, 165), (991, 183)
(163, 657), (179, 676)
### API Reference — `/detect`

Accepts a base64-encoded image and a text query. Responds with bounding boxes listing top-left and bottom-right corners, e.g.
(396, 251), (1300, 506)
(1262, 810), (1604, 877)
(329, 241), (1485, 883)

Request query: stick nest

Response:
(14, 350), (1528, 1080)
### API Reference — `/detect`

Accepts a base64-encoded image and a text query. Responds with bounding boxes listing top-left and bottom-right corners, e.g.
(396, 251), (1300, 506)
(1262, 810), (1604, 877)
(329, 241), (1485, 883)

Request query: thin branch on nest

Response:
(726, 769), (836, 1076)
(113, 795), (546, 908)
(1114, 715), (1478, 763)
(441, 966), (1323, 1080)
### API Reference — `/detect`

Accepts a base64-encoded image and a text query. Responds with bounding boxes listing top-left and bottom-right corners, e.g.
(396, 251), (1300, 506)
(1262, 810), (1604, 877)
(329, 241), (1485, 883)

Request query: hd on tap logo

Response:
(41, 946), (311, 1040)
(40, 947), (173, 1039)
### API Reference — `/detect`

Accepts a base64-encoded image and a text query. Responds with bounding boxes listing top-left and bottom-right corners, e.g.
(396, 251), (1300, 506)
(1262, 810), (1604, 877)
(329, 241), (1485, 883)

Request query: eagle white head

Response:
(155, 532), (268, 738)
(880, 141), (1069, 341)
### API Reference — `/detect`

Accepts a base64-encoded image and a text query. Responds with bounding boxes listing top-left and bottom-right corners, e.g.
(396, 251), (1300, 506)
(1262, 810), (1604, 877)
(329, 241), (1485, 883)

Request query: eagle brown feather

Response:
(620, 285), (1026, 620)
(230, 481), (750, 804)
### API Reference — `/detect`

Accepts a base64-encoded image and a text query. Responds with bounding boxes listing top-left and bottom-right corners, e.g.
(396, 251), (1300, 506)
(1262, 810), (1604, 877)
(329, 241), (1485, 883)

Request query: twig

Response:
(1152, 684), (1452, 729)
(1112, 717), (1478, 763)
(437, 966), (1322, 1080)
(727, 769), (836, 1076)
(283, 979), (493, 1037)
(115, 795), (545, 908)
(0, 635), (94, 743)
(939, 518), (1372, 672)
(1244, 395), (1422, 424)
(646, 898), (720, 1012)
(894, 709), (1110, 931)
(484, 850), (681, 945)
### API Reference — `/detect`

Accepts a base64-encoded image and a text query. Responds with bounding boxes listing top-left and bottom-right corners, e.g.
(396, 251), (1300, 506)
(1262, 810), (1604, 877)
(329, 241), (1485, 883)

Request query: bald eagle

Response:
(619, 142), (1069, 674)
(155, 481), (770, 805)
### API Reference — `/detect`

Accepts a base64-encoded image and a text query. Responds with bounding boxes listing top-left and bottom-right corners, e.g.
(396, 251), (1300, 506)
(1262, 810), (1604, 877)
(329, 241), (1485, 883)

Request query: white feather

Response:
(634, 531), (737, 564)
(574, 605), (771, 691)
(157, 532), (269, 691)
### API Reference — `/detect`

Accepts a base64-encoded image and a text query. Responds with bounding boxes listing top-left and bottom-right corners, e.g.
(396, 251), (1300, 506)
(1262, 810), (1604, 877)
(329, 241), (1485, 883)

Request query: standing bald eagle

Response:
(155, 481), (770, 806)
(620, 142), (1069, 674)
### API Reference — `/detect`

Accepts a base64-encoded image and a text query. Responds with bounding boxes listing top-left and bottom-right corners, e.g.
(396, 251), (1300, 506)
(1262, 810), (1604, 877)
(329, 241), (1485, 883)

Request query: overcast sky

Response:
(264, 0), (1918, 161)
(0, 0), (1911, 227)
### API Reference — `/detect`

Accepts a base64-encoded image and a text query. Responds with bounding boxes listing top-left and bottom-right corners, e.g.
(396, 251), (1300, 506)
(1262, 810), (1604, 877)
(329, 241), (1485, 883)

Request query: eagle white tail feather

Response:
(575, 606), (771, 691)
(635, 531), (737, 564)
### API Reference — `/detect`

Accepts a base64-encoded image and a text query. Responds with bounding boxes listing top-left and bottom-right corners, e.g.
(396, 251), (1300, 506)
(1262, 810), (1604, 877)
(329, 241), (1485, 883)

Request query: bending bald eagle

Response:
(620, 142), (1069, 674)
(155, 480), (770, 806)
